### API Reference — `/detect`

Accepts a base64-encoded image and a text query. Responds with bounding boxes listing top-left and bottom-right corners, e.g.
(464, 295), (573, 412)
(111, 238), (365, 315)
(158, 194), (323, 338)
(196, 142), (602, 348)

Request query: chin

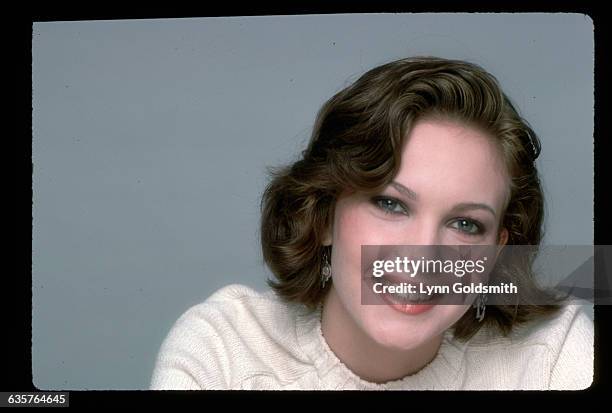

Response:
(359, 305), (446, 351)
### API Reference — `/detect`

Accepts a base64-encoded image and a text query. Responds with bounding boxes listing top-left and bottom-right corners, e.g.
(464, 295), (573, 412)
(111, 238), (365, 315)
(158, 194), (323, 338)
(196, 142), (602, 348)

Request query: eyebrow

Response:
(450, 203), (497, 218)
(390, 181), (418, 200)
(390, 181), (497, 217)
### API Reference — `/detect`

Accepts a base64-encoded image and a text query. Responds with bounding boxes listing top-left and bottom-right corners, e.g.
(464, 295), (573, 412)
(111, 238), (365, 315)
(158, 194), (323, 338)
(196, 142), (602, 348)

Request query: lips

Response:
(378, 272), (453, 291)
(387, 302), (435, 315)
(372, 280), (437, 314)
(363, 270), (464, 308)
(364, 275), (435, 310)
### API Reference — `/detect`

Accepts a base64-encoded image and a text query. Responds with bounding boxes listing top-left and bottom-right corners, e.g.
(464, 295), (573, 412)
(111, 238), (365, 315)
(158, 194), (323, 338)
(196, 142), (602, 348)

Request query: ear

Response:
(495, 227), (509, 260)
(498, 227), (508, 246)
(322, 225), (333, 246)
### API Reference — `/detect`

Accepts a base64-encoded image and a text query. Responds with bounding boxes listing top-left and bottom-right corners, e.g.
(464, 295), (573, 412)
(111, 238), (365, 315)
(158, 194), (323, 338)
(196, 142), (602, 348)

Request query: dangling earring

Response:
(321, 249), (332, 289)
(473, 293), (487, 322)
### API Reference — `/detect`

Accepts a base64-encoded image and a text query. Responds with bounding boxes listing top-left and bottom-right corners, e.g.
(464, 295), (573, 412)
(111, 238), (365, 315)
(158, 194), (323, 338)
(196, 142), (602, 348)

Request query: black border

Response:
(8, 1), (610, 406)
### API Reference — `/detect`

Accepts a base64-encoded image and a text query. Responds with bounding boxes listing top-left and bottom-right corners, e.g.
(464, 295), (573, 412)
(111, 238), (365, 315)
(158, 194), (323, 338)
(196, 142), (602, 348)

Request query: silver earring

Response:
(473, 293), (487, 322)
(321, 249), (332, 288)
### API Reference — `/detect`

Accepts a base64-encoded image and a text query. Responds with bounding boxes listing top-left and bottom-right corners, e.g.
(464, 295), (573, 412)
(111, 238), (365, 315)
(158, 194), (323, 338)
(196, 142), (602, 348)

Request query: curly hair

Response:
(260, 56), (561, 340)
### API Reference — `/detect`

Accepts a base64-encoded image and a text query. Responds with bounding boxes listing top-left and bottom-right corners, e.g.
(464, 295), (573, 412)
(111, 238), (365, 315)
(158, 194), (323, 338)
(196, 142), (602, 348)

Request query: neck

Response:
(320, 286), (443, 384)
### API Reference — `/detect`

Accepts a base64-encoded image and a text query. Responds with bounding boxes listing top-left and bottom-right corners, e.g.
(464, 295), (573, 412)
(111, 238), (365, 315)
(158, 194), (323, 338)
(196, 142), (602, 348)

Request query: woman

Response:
(150, 56), (593, 390)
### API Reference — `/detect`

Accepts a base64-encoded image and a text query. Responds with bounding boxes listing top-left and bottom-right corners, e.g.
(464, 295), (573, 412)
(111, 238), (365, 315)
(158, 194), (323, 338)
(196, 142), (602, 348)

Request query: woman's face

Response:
(325, 118), (510, 351)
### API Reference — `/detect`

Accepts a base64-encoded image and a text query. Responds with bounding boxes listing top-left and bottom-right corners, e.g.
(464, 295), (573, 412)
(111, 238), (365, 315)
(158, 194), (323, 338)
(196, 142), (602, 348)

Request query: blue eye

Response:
(372, 197), (408, 215)
(451, 219), (483, 235)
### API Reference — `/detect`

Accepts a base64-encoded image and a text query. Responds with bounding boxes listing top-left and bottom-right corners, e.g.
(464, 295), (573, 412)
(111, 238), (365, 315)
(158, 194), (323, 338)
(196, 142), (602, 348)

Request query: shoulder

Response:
(468, 304), (593, 350)
(178, 284), (304, 344)
(150, 284), (312, 390)
(540, 304), (594, 390)
(192, 283), (294, 321)
(458, 304), (593, 390)
(508, 304), (593, 346)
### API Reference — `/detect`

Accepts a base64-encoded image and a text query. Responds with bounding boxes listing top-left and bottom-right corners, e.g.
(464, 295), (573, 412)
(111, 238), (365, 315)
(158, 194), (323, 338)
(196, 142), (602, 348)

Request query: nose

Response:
(401, 218), (445, 263)
(403, 217), (442, 246)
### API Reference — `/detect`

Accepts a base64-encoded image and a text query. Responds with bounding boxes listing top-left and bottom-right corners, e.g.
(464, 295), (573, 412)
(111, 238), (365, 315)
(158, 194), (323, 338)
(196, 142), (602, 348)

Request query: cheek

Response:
(333, 202), (392, 249)
(332, 202), (385, 290)
(334, 203), (370, 250)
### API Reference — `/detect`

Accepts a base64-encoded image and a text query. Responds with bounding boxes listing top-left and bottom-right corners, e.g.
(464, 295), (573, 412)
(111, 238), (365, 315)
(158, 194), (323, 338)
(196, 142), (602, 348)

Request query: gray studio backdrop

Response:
(32, 14), (594, 390)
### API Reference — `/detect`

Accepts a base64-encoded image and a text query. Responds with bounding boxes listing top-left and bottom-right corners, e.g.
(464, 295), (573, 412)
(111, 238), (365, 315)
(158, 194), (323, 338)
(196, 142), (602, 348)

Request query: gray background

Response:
(32, 14), (594, 390)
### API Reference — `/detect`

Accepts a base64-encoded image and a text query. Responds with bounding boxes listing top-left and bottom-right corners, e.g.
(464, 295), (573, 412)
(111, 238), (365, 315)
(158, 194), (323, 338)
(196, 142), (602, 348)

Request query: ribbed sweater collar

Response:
(294, 304), (469, 390)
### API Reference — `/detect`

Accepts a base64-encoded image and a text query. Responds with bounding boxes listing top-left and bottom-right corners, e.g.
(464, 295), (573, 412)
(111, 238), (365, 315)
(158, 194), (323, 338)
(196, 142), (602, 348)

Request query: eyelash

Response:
(372, 196), (409, 215)
(370, 196), (486, 236)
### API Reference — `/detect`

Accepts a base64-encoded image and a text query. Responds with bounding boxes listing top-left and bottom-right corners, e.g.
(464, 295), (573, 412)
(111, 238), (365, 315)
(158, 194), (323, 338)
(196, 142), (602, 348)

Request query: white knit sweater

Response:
(150, 284), (593, 390)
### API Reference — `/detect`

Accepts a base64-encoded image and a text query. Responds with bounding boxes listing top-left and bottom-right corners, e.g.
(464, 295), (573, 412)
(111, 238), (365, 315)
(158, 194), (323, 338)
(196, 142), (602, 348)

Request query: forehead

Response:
(397, 119), (510, 208)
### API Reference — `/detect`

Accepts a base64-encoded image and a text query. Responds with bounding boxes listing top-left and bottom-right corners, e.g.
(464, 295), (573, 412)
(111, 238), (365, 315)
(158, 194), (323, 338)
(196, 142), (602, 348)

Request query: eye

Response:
(450, 218), (483, 236)
(372, 196), (408, 215)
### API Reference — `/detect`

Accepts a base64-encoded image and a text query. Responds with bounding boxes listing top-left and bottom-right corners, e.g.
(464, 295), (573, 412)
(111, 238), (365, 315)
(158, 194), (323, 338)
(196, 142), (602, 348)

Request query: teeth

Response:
(379, 277), (434, 303)
(395, 291), (433, 302)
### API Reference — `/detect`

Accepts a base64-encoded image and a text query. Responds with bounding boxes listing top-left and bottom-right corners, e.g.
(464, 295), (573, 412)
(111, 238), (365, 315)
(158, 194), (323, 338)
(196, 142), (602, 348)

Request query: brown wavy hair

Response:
(260, 56), (561, 340)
